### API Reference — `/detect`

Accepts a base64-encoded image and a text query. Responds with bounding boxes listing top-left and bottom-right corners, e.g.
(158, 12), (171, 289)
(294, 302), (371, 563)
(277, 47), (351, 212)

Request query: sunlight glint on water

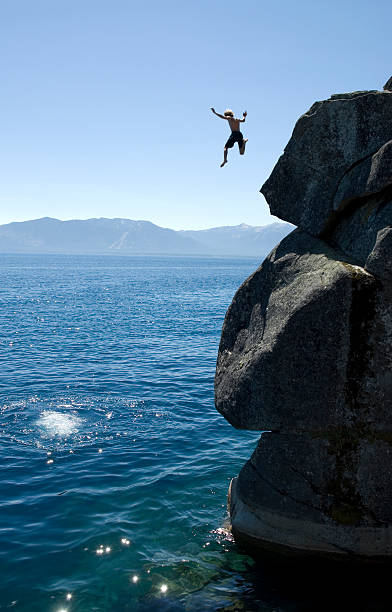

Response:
(0, 254), (262, 612)
(2, 254), (390, 612)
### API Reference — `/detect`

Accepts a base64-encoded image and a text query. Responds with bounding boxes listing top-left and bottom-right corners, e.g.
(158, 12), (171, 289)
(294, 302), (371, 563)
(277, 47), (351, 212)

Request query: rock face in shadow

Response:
(215, 78), (392, 558)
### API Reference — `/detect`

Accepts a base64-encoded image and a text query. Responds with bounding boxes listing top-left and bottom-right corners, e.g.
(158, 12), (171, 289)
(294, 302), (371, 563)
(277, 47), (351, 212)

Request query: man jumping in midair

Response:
(211, 108), (248, 167)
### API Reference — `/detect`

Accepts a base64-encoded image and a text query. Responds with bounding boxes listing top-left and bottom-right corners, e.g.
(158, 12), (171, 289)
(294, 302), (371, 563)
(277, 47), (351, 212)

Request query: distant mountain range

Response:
(0, 217), (293, 256)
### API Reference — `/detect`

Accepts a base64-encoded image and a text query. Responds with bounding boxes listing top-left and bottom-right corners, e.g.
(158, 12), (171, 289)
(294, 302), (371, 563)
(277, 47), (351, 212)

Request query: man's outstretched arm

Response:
(239, 111), (247, 123)
(211, 108), (228, 120)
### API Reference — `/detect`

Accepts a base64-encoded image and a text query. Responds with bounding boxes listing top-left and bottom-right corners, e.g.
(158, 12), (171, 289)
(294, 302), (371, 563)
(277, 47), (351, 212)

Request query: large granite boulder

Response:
(216, 79), (392, 558)
(216, 229), (377, 433)
(261, 89), (392, 236)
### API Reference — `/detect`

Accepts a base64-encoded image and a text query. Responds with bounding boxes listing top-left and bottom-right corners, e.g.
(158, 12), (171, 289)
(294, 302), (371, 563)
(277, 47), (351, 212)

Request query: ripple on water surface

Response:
(0, 391), (261, 612)
(2, 255), (387, 612)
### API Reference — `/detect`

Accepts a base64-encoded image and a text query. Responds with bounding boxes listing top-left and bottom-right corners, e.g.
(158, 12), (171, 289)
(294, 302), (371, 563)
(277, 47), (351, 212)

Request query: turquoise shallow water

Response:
(1, 254), (391, 612)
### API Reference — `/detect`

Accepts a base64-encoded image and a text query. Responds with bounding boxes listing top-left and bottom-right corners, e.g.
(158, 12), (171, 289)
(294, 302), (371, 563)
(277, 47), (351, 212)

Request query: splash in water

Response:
(36, 410), (82, 438)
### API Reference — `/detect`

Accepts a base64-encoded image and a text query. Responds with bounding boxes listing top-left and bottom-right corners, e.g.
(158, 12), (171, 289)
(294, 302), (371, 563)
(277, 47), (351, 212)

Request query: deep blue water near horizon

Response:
(1, 254), (390, 612)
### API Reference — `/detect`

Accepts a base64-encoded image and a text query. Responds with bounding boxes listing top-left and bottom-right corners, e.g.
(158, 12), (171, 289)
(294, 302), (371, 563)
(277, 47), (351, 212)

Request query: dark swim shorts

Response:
(225, 130), (244, 149)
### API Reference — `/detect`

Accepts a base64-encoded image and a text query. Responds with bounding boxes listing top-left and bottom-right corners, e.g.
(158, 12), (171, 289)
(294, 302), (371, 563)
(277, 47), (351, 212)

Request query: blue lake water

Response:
(0, 254), (264, 612)
(1, 254), (390, 612)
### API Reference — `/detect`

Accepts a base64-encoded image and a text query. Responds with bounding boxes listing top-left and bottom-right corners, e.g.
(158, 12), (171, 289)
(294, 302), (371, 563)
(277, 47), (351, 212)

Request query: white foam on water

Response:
(36, 410), (82, 438)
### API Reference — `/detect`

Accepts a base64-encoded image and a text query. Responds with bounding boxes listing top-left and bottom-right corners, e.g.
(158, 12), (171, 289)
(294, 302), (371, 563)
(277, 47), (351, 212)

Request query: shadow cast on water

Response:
(132, 540), (392, 612)
(233, 549), (392, 612)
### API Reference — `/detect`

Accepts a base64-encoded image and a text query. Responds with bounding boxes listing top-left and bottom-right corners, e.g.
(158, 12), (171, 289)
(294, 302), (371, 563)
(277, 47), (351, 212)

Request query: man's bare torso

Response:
(227, 117), (241, 132)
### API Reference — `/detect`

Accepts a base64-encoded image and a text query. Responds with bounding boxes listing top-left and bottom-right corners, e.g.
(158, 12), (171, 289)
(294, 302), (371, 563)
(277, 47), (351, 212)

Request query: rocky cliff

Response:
(215, 78), (392, 558)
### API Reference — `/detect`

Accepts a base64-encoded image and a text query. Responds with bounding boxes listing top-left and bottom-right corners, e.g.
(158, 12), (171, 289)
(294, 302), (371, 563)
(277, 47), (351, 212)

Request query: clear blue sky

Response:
(1, 0), (391, 229)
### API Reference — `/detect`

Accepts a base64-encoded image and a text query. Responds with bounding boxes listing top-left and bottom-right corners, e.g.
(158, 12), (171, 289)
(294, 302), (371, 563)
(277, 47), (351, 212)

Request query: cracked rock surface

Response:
(215, 78), (392, 558)
(261, 89), (392, 236)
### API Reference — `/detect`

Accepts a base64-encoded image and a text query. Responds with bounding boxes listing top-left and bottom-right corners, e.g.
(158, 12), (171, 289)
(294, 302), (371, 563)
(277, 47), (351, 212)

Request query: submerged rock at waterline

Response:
(216, 78), (392, 558)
